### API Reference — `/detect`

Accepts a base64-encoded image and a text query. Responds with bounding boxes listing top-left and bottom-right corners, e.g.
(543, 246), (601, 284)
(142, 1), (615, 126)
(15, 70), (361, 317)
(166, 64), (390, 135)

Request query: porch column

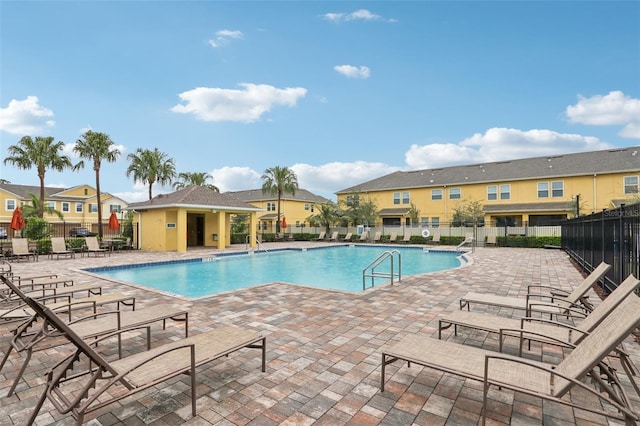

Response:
(177, 209), (187, 253)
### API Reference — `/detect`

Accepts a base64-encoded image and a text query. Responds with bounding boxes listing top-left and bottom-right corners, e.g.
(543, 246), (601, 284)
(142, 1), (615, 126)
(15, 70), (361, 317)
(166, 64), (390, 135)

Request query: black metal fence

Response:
(562, 202), (640, 293)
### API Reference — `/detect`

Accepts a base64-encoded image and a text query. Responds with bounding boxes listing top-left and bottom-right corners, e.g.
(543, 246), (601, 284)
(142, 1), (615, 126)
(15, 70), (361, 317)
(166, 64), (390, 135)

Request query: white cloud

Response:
(211, 166), (261, 192)
(334, 65), (370, 79)
(405, 127), (612, 169)
(208, 29), (243, 48)
(0, 96), (55, 135)
(566, 91), (640, 139)
(322, 9), (386, 23)
(171, 83), (308, 122)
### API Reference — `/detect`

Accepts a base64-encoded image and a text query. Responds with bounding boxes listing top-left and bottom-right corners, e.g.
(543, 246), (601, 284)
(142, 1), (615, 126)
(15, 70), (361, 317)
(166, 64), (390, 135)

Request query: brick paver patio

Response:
(1, 244), (638, 425)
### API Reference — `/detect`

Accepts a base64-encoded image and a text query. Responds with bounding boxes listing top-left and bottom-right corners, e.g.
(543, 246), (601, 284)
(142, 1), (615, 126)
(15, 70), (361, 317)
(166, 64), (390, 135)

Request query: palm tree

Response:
(73, 131), (121, 238)
(3, 136), (74, 218)
(173, 172), (219, 192)
(126, 148), (177, 200)
(261, 166), (298, 233)
(22, 193), (64, 220)
(309, 202), (339, 235)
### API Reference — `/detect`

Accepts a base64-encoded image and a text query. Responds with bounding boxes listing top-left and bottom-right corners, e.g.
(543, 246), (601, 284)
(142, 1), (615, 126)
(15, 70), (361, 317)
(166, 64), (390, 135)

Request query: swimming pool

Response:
(87, 245), (464, 298)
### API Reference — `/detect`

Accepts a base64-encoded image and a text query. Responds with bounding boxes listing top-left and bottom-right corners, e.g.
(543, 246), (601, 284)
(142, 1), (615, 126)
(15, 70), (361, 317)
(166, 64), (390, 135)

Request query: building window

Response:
(266, 202), (275, 211)
(89, 203), (98, 213)
(624, 176), (639, 194)
(552, 181), (564, 197)
(46, 201), (55, 209)
(75, 202), (83, 213)
(304, 203), (310, 211)
(393, 192), (400, 205)
(6, 199), (16, 211)
(62, 202), (70, 213)
(449, 188), (461, 200)
(402, 191), (410, 204)
(431, 217), (440, 228)
(500, 184), (511, 200)
(431, 189), (442, 200)
(310, 204), (314, 213)
(109, 204), (121, 213)
(538, 182), (549, 198)
(487, 186), (497, 201)
(421, 218), (429, 227)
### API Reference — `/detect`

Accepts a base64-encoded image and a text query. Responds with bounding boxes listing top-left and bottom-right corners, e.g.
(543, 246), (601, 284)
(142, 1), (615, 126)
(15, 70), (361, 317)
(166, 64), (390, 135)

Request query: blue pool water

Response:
(88, 245), (463, 297)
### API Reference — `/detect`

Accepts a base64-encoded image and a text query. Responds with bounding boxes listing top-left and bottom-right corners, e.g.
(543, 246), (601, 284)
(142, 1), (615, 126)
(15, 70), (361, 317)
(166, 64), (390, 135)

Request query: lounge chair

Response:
(356, 230), (369, 242)
(311, 231), (326, 241)
(373, 231), (382, 243)
(381, 292), (640, 425)
(341, 232), (353, 242)
(431, 233), (441, 244)
(459, 261), (611, 318)
(388, 233), (397, 243)
(0, 275), (189, 397)
(2, 282), (102, 304)
(49, 237), (75, 259)
(440, 274), (640, 356)
(485, 234), (497, 247)
(84, 236), (110, 257)
(327, 231), (339, 242)
(399, 234), (411, 244)
(10, 238), (37, 262)
(26, 297), (265, 425)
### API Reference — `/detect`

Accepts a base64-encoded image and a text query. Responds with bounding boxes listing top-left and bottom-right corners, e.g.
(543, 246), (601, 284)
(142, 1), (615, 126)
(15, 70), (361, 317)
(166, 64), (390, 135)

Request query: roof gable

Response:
(128, 185), (261, 211)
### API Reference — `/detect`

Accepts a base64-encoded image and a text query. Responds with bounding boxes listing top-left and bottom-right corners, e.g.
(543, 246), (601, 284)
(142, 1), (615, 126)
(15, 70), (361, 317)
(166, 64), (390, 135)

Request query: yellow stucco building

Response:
(127, 186), (261, 252)
(336, 147), (640, 227)
(225, 188), (331, 233)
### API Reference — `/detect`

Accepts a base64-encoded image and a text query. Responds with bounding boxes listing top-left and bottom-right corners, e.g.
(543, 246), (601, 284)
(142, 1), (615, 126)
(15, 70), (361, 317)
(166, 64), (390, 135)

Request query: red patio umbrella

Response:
(108, 211), (120, 230)
(281, 216), (287, 230)
(10, 207), (25, 231)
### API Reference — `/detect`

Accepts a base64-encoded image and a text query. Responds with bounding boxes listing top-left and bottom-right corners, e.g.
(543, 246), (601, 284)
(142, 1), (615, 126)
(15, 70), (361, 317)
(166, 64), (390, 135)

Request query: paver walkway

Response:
(0, 244), (638, 425)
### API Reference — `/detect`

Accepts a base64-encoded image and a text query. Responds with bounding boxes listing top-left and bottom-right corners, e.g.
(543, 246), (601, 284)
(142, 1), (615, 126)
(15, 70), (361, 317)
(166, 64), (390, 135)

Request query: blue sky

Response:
(1, 1), (639, 203)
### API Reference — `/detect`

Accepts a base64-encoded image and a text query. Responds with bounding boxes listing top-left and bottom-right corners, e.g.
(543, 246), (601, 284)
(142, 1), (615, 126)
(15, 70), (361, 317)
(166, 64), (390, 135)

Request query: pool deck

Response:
(1, 243), (639, 425)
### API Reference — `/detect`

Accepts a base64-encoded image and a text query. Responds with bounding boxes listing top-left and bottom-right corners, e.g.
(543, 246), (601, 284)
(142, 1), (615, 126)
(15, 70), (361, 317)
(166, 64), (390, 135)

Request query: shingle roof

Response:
(225, 188), (331, 204)
(128, 186), (261, 211)
(0, 183), (65, 199)
(336, 146), (640, 194)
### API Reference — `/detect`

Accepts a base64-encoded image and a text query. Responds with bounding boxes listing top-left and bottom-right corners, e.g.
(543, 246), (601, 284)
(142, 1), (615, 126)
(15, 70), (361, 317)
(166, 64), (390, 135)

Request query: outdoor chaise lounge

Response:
(311, 231), (326, 241)
(458, 261), (612, 317)
(10, 238), (37, 262)
(1, 282), (102, 304)
(84, 236), (110, 257)
(49, 237), (75, 259)
(485, 234), (497, 246)
(373, 231), (382, 243)
(399, 234), (411, 244)
(26, 297), (266, 425)
(388, 233), (397, 243)
(440, 273), (640, 356)
(381, 292), (640, 425)
(0, 275), (189, 397)
(327, 231), (339, 242)
(341, 232), (353, 242)
(357, 230), (369, 242)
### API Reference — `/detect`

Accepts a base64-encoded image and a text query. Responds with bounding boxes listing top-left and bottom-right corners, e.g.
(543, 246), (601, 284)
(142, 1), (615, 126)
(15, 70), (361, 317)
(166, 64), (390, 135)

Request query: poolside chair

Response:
(84, 236), (110, 257)
(357, 230), (369, 243)
(440, 273), (640, 356)
(430, 233), (441, 244)
(10, 238), (37, 262)
(373, 231), (382, 243)
(398, 233), (411, 244)
(381, 292), (640, 425)
(388, 233), (397, 243)
(26, 298), (265, 425)
(485, 234), (497, 247)
(1, 281), (102, 305)
(459, 262), (611, 318)
(0, 274), (189, 397)
(327, 231), (339, 242)
(311, 231), (326, 241)
(49, 237), (74, 259)
(341, 232), (353, 242)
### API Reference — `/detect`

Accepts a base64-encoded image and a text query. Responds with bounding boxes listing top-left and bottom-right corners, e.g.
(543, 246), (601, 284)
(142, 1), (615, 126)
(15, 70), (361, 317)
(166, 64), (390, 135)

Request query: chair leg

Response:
(7, 348), (32, 396)
(27, 386), (49, 425)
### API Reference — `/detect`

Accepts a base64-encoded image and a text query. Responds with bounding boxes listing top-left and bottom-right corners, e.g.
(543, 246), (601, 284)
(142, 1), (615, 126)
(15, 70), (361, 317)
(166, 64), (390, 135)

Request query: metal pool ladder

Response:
(245, 235), (269, 253)
(362, 250), (401, 290)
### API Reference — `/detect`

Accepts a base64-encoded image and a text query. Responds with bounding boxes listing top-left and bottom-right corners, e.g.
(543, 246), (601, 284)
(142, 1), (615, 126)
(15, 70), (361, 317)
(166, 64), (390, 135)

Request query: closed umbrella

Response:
(281, 216), (287, 230)
(10, 207), (25, 232)
(108, 211), (120, 230)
